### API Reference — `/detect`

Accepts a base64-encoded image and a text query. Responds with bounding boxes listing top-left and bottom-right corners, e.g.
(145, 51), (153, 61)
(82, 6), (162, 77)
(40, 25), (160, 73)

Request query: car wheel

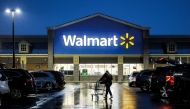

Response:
(10, 89), (22, 99)
(45, 83), (52, 91)
(159, 86), (168, 98)
(140, 82), (149, 92)
(129, 83), (133, 87)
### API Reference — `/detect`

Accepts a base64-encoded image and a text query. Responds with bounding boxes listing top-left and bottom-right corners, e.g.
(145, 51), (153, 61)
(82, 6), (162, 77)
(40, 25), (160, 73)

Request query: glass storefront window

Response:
(79, 63), (118, 76)
(123, 63), (143, 75)
(54, 64), (74, 75)
(55, 63), (119, 76)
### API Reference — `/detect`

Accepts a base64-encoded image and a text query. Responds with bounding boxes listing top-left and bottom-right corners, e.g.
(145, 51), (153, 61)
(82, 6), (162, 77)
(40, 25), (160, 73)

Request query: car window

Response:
(32, 73), (48, 77)
(175, 67), (190, 73)
(47, 72), (55, 77)
(0, 72), (7, 80)
(131, 73), (139, 77)
(2, 71), (21, 77)
(142, 71), (154, 75)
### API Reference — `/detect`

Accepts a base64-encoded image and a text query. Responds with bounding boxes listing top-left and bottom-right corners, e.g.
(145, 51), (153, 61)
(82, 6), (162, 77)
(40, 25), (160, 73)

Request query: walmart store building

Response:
(47, 13), (150, 82)
(1, 13), (189, 82)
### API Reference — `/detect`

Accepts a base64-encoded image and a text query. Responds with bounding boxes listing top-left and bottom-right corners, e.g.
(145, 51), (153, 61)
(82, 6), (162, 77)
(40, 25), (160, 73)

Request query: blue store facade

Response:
(47, 13), (150, 82)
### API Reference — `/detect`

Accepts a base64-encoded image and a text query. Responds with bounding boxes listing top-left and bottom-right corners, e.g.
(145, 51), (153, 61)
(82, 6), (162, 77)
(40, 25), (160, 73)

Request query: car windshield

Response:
(142, 71), (154, 75)
(131, 72), (139, 77)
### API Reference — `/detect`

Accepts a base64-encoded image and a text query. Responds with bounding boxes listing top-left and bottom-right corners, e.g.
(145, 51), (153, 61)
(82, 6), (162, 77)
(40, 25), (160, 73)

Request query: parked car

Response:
(0, 71), (10, 98)
(150, 66), (175, 98)
(40, 70), (66, 88)
(25, 70), (36, 93)
(173, 71), (190, 106)
(128, 71), (139, 87)
(135, 69), (155, 92)
(0, 69), (36, 99)
(30, 72), (58, 91)
(163, 64), (190, 99)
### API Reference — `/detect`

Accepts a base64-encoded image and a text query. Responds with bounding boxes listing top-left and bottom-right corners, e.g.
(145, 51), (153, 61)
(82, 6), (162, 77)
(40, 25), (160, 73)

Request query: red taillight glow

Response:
(26, 78), (33, 82)
(166, 76), (174, 86)
(151, 76), (157, 78)
(61, 76), (64, 81)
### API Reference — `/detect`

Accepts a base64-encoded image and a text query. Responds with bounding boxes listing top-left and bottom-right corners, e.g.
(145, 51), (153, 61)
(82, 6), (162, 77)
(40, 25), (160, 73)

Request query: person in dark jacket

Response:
(99, 71), (113, 99)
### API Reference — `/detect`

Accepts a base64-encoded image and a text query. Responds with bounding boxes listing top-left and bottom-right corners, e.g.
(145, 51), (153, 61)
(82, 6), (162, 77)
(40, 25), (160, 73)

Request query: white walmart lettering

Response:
(63, 35), (118, 46)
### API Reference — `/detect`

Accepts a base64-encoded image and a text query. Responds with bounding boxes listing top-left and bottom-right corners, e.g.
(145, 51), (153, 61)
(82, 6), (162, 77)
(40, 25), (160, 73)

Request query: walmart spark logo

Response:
(120, 33), (134, 49)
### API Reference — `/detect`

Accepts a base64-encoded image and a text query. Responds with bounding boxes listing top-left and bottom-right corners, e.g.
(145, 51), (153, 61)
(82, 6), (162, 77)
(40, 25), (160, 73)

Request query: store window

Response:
(54, 64), (74, 75)
(123, 63), (143, 75)
(79, 63), (118, 76)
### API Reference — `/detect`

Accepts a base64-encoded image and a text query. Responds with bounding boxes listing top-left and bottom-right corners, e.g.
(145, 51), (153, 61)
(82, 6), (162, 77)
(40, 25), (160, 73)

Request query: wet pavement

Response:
(0, 83), (189, 109)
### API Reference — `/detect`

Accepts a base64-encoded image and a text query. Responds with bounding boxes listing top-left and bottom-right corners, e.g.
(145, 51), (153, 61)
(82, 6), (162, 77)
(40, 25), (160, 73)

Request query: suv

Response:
(30, 72), (58, 91)
(135, 69), (155, 92)
(150, 66), (175, 98)
(164, 64), (190, 98)
(40, 70), (66, 88)
(0, 69), (36, 99)
(128, 71), (139, 87)
(0, 71), (10, 98)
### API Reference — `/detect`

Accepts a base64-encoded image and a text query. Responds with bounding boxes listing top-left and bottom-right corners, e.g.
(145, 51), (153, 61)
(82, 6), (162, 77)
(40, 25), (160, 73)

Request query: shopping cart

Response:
(91, 80), (105, 100)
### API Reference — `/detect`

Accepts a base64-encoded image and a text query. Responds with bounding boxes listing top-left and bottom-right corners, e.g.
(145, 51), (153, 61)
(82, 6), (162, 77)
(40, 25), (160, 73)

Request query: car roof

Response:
(31, 71), (53, 75)
(0, 69), (31, 78)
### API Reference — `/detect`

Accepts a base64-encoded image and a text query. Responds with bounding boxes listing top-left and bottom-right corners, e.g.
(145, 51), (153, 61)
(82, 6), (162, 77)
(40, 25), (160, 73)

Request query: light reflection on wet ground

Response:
(33, 83), (190, 109)
(0, 83), (189, 109)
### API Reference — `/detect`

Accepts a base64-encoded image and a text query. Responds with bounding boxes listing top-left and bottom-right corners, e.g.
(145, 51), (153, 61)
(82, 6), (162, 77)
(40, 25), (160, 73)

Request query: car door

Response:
(0, 72), (10, 95)
(1, 70), (23, 89)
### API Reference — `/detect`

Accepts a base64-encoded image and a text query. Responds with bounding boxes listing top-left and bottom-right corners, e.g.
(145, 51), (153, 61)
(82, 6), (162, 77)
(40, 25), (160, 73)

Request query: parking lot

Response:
(0, 83), (189, 109)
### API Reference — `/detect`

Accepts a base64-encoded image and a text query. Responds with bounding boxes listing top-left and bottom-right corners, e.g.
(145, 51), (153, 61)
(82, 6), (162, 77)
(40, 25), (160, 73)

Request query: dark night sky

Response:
(0, 0), (190, 35)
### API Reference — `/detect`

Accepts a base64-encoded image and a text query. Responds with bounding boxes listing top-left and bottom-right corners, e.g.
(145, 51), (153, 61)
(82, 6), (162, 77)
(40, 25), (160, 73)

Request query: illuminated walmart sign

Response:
(120, 33), (134, 49)
(63, 35), (118, 46)
(62, 32), (134, 49)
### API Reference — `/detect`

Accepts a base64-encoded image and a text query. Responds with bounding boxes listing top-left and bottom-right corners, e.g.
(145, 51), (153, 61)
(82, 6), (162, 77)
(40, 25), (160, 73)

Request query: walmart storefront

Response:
(47, 13), (150, 82)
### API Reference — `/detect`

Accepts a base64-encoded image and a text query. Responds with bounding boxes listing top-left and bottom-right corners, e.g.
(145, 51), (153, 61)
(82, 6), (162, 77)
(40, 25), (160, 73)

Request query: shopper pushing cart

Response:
(91, 71), (113, 100)
(99, 70), (113, 99)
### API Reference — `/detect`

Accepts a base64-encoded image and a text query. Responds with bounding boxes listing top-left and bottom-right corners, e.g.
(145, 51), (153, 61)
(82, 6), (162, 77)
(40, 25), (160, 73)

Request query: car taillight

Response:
(151, 76), (157, 78)
(61, 76), (64, 81)
(166, 76), (174, 86)
(26, 78), (33, 82)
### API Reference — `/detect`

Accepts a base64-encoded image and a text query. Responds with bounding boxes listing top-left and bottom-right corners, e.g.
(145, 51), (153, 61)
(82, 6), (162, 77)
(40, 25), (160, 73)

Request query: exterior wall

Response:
(26, 63), (48, 71)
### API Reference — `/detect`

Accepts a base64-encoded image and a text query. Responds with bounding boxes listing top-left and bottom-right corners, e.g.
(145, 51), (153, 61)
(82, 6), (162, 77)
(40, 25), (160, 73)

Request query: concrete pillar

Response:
(47, 27), (54, 70)
(118, 56), (123, 82)
(142, 27), (150, 69)
(73, 56), (79, 81)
